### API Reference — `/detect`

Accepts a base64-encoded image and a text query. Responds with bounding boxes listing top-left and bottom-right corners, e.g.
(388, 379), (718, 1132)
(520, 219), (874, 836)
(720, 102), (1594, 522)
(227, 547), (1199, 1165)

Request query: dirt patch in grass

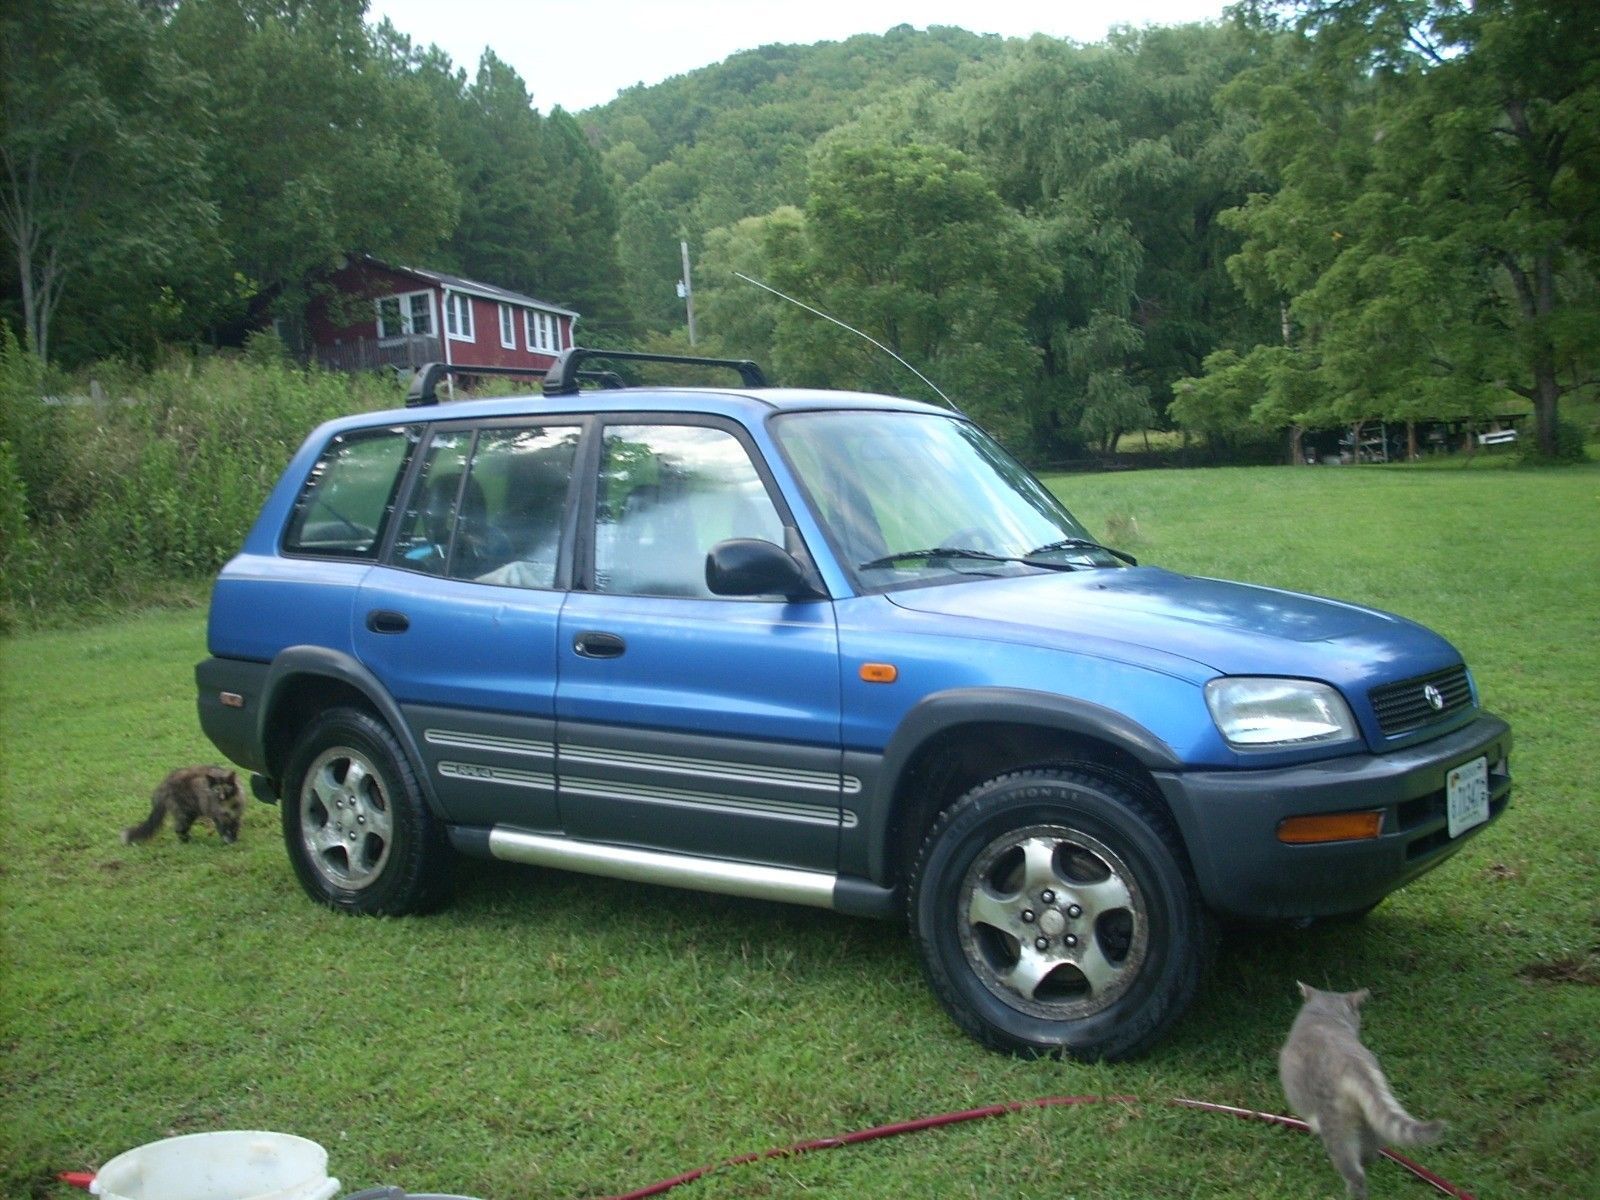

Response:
(1517, 952), (1600, 986)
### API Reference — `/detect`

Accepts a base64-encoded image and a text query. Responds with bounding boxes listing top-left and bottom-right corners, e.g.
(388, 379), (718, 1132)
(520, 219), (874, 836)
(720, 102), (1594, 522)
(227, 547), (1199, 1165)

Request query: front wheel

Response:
(281, 707), (451, 915)
(909, 768), (1207, 1060)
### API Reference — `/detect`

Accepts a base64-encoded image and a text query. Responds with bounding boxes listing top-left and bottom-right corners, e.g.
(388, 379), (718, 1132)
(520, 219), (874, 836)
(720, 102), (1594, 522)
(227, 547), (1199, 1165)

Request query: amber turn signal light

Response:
(859, 663), (898, 684)
(1276, 811), (1383, 845)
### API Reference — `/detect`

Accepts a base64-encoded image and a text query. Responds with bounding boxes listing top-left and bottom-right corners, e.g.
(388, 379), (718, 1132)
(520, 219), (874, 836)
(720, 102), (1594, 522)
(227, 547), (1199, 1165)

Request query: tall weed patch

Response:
(0, 334), (401, 626)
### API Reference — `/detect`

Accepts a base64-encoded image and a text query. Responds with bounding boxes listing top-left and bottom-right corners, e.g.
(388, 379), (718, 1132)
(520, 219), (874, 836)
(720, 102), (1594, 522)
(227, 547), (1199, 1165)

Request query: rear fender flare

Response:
(261, 646), (444, 818)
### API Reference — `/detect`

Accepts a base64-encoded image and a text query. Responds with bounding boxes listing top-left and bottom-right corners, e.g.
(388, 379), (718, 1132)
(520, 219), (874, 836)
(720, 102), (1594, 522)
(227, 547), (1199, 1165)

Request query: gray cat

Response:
(1279, 982), (1445, 1199)
(122, 765), (244, 845)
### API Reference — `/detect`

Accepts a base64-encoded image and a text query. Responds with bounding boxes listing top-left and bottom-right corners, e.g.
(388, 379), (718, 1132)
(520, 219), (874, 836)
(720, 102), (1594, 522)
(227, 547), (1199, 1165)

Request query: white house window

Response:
(376, 290), (434, 340)
(525, 309), (561, 352)
(498, 303), (516, 349)
(444, 292), (474, 341)
(408, 293), (433, 336)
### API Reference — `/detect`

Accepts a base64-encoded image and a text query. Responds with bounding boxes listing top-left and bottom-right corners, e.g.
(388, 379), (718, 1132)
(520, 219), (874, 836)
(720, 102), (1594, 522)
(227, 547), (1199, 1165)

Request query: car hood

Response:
(884, 567), (1462, 687)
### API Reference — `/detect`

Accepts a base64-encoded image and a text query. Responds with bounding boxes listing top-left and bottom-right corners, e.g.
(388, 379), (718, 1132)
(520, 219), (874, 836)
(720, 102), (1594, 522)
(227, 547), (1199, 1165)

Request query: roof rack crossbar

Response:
(405, 362), (623, 407)
(542, 347), (767, 396)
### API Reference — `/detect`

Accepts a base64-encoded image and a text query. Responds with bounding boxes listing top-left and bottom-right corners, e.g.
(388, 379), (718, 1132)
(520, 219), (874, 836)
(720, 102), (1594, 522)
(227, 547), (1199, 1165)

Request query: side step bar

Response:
(488, 828), (836, 909)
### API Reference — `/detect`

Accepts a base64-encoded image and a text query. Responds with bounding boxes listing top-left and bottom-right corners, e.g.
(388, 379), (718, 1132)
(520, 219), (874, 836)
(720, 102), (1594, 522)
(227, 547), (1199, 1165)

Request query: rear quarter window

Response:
(283, 426), (418, 558)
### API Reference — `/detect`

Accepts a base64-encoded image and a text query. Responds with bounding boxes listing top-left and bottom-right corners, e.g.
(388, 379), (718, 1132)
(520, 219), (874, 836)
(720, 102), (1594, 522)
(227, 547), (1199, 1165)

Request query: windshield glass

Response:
(773, 410), (1118, 588)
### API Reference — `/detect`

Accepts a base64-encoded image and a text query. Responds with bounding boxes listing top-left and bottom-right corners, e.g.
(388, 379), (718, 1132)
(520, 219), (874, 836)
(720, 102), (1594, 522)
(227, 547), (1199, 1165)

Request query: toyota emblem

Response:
(1423, 683), (1445, 711)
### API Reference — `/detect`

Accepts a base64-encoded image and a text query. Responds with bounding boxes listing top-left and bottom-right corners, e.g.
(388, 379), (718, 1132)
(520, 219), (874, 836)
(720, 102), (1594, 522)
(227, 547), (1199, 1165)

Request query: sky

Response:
(366, 0), (1234, 113)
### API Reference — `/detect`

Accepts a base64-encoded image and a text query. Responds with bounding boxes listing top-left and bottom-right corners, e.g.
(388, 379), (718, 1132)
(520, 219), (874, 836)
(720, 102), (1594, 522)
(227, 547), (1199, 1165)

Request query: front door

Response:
(555, 421), (845, 871)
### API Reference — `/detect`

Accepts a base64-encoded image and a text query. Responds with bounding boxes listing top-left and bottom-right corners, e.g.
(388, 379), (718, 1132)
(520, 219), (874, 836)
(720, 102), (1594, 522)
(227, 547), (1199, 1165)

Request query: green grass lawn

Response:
(3, 461), (1597, 1199)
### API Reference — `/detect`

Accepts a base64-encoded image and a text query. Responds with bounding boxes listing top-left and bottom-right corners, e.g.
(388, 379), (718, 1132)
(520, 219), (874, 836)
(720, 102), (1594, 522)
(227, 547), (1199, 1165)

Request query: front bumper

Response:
(1153, 713), (1511, 920)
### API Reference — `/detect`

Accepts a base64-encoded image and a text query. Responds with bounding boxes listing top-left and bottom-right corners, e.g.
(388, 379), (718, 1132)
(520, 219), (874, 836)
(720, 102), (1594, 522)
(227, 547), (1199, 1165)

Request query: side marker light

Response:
(1276, 811), (1383, 844)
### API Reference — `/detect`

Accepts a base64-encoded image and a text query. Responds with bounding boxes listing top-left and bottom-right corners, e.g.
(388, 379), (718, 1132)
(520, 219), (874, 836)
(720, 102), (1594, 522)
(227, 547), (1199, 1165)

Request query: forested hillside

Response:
(4, 1), (1596, 462)
(584, 19), (1285, 456)
(579, 24), (1010, 332)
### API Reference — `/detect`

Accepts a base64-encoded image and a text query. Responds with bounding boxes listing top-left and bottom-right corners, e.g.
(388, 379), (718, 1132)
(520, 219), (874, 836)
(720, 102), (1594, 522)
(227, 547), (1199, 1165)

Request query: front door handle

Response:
(366, 609), (410, 635)
(573, 631), (626, 659)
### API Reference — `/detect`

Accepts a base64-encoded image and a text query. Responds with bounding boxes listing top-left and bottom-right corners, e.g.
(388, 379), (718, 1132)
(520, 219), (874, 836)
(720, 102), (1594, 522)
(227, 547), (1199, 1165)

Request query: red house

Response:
(308, 256), (578, 376)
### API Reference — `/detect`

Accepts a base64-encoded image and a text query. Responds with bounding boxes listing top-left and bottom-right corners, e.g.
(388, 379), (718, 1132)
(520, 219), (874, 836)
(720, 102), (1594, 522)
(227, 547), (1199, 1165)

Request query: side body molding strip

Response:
(488, 828), (838, 909)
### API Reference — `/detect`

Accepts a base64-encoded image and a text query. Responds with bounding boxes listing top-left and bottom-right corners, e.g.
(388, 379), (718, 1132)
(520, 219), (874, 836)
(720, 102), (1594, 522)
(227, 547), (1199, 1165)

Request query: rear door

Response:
(353, 419), (584, 829)
(555, 419), (846, 871)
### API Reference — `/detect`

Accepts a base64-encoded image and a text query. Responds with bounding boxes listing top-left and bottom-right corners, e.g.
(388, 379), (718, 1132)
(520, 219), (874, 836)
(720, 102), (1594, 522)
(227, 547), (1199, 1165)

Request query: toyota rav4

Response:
(198, 349), (1511, 1060)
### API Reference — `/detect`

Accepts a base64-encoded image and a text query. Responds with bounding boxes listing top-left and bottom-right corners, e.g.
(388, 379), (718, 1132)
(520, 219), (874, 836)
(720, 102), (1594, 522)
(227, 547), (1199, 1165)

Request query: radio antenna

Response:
(734, 272), (963, 415)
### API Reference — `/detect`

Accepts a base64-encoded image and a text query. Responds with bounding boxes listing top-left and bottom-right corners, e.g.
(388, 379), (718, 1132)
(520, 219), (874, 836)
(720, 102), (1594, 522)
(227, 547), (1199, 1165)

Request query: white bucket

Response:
(90, 1131), (340, 1200)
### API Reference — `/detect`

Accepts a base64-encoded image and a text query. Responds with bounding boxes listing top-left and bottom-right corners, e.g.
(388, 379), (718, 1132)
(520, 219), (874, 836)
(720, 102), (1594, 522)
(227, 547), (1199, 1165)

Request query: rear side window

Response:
(283, 427), (416, 558)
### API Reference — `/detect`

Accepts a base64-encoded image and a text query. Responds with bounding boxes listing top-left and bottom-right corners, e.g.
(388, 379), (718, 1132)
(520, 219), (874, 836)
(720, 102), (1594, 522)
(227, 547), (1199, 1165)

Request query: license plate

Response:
(1446, 756), (1490, 838)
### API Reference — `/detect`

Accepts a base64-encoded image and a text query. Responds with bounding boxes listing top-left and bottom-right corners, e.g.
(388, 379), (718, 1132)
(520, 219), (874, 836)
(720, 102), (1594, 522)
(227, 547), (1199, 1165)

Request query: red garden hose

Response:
(58, 1095), (1477, 1199)
(595, 1094), (1477, 1200)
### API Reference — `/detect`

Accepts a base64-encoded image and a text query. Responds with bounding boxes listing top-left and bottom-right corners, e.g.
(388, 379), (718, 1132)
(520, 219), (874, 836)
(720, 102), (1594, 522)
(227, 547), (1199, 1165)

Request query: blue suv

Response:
(198, 349), (1510, 1060)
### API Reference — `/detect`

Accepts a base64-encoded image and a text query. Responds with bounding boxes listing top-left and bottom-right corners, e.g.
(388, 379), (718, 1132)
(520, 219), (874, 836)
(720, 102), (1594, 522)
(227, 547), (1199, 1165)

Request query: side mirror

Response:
(705, 538), (824, 600)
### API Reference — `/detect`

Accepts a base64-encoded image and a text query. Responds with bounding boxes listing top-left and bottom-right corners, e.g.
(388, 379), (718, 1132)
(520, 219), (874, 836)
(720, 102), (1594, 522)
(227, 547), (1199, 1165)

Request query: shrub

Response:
(0, 339), (403, 625)
(1518, 418), (1593, 465)
(0, 440), (38, 630)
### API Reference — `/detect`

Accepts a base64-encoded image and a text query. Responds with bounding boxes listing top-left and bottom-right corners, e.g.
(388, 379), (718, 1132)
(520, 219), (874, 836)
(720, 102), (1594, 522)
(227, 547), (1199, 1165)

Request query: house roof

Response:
(362, 256), (579, 317)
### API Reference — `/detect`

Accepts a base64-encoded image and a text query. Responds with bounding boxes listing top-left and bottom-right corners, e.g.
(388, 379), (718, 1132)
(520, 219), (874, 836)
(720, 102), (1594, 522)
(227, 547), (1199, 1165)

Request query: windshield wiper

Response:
(858, 547), (1074, 572)
(1026, 537), (1138, 566)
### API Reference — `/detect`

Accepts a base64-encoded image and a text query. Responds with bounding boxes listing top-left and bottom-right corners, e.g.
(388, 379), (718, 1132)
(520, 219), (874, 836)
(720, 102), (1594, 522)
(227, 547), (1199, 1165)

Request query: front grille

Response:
(1369, 665), (1473, 736)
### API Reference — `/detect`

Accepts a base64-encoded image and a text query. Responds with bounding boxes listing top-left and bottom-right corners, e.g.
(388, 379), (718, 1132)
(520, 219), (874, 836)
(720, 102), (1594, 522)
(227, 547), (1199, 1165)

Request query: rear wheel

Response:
(281, 707), (450, 915)
(910, 767), (1207, 1060)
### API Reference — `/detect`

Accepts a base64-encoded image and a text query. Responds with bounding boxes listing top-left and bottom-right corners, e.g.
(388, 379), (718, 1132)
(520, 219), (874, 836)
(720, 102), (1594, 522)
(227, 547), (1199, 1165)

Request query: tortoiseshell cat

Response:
(122, 766), (244, 845)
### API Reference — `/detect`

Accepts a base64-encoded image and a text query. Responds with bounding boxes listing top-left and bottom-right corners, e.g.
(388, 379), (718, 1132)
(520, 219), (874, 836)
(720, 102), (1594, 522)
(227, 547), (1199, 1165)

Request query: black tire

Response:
(281, 707), (451, 915)
(909, 767), (1207, 1060)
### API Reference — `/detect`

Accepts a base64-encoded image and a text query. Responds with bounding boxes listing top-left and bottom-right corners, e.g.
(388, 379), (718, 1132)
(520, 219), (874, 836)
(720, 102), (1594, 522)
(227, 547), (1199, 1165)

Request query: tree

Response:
(535, 108), (629, 323)
(692, 213), (791, 362)
(1224, 0), (1600, 458)
(761, 142), (1043, 443)
(945, 27), (1275, 455)
(168, 0), (457, 337)
(615, 161), (703, 332)
(1171, 343), (1337, 460)
(1, 0), (214, 363)
(390, 39), (629, 326)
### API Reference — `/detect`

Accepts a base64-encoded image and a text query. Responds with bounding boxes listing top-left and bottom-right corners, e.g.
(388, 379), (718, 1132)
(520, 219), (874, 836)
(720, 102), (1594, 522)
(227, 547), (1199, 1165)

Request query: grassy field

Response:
(2, 461), (1597, 1199)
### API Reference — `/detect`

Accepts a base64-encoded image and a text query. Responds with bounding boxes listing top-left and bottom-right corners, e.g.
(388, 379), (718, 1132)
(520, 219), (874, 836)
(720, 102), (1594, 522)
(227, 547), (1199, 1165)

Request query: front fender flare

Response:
(864, 687), (1183, 882)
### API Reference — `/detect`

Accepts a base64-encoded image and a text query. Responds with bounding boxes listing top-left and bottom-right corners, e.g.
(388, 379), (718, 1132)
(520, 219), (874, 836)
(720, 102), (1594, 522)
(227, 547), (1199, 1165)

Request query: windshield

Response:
(773, 410), (1120, 588)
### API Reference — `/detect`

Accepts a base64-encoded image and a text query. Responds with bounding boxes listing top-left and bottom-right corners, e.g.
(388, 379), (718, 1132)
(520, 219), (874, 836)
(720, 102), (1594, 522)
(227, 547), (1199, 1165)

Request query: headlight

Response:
(1204, 677), (1359, 749)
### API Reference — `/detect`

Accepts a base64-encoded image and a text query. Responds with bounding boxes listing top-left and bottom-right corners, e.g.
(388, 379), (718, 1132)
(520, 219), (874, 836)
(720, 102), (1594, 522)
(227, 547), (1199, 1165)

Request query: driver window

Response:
(593, 424), (784, 597)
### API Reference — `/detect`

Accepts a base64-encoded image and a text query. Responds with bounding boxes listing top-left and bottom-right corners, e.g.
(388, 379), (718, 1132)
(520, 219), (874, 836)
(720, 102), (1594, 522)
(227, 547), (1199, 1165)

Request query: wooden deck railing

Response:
(311, 335), (442, 373)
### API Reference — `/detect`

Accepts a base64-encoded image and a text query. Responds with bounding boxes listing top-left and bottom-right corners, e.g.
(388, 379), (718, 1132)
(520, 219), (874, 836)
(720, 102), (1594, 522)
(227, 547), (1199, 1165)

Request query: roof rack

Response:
(404, 362), (624, 407)
(542, 347), (767, 396)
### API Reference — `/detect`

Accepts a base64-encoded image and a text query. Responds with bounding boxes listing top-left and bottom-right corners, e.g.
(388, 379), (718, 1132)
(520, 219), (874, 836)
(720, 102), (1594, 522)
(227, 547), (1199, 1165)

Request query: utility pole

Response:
(678, 239), (697, 345)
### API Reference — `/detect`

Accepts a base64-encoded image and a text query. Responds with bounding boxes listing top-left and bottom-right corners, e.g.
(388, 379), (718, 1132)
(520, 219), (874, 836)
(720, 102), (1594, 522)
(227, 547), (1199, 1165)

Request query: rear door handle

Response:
(573, 631), (626, 659)
(366, 609), (410, 635)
